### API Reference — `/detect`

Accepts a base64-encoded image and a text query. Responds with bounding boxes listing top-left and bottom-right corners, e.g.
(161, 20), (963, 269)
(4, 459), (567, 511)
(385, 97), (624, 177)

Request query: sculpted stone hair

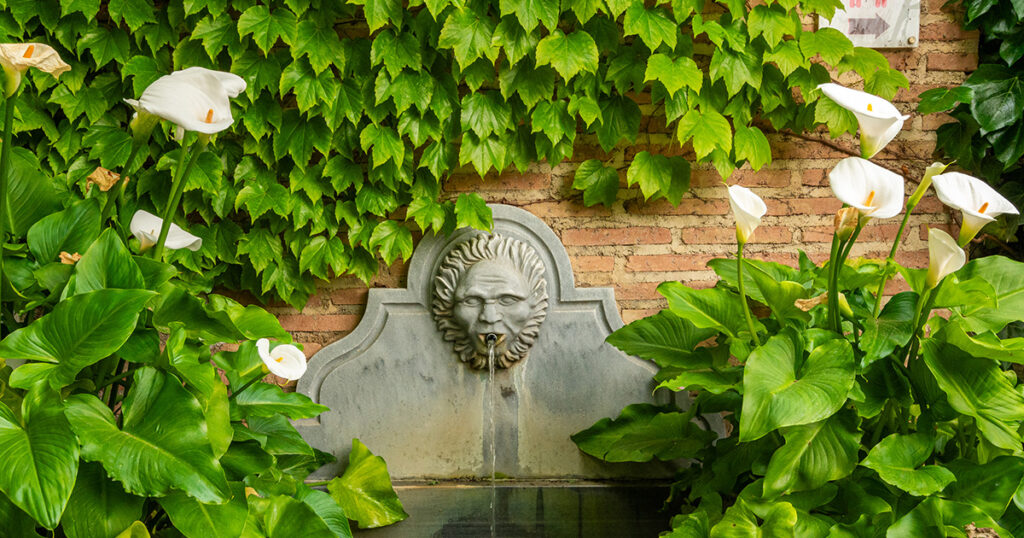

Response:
(432, 233), (548, 369)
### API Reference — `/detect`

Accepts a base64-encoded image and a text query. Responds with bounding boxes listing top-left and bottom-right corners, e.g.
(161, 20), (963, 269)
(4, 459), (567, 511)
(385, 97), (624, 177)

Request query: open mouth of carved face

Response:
(476, 332), (507, 354)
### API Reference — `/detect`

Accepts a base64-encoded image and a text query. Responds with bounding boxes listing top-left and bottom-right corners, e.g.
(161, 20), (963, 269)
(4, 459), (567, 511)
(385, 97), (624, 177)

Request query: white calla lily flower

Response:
(818, 83), (910, 159)
(925, 228), (966, 289)
(128, 67), (246, 139)
(829, 157), (905, 219)
(130, 210), (202, 252)
(0, 43), (71, 96)
(728, 185), (768, 245)
(931, 171), (1020, 246)
(256, 338), (307, 381)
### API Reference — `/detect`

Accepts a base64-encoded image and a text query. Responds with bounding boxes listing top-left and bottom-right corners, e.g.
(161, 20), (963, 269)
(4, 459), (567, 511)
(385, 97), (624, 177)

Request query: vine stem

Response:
(0, 90), (16, 336)
(736, 242), (761, 347)
(152, 136), (206, 259)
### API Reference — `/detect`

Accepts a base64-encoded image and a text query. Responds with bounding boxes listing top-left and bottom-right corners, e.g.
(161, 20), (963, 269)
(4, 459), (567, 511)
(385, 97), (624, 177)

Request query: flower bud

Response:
(834, 207), (859, 241)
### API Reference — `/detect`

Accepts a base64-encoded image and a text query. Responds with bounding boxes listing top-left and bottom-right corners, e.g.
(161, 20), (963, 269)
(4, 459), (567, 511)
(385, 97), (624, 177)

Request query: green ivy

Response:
(0, 0), (903, 308)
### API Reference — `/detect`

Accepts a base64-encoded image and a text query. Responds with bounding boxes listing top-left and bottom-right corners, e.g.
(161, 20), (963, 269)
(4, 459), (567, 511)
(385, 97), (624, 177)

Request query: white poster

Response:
(819, 0), (921, 49)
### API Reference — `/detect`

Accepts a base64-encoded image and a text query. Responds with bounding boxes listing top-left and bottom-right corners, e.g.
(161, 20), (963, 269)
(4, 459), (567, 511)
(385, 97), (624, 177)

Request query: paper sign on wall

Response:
(819, 0), (920, 49)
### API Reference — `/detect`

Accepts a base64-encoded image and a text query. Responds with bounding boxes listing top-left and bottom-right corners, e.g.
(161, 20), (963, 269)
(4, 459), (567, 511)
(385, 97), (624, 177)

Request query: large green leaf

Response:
(942, 321), (1024, 364)
(626, 151), (691, 205)
(159, 482), (248, 538)
(233, 382), (329, 420)
(709, 499), (797, 537)
(762, 411), (861, 498)
(606, 310), (717, 368)
(571, 404), (715, 463)
(886, 497), (1011, 538)
(923, 339), (1024, 451)
(571, 159), (620, 207)
(26, 199), (101, 265)
(327, 439), (408, 529)
(254, 494), (337, 538)
(861, 432), (955, 496)
(942, 456), (1024, 518)
(165, 329), (232, 459)
(74, 228), (145, 294)
(858, 291), (915, 367)
(953, 256), (1024, 333)
(535, 29), (598, 81)
(246, 414), (313, 456)
(296, 485), (352, 538)
(0, 385), (79, 529)
(963, 64), (1024, 132)
(3, 289), (155, 389)
(64, 368), (231, 503)
(61, 462), (144, 538)
(658, 283), (755, 339)
(4, 147), (61, 237)
(740, 329), (855, 441)
(0, 491), (43, 538)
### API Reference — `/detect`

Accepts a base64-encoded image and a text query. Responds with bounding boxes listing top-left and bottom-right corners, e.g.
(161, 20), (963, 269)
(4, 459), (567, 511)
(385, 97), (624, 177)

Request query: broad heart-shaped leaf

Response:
(233, 383), (329, 420)
(571, 404), (714, 463)
(74, 228), (145, 294)
(3, 289), (155, 389)
(923, 339), (1024, 451)
(606, 310), (717, 368)
(159, 482), (248, 538)
(644, 53), (702, 97)
(327, 439), (408, 529)
(942, 456), (1024, 518)
(963, 64), (1024, 132)
(952, 255), (1024, 333)
(61, 462), (143, 538)
(27, 199), (101, 265)
(114, 521), (149, 538)
(626, 151), (691, 205)
(64, 368), (231, 503)
(710, 499), (797, 537)
(246, 414), (313, 456)
(859, 291), (916, 367)
(658, 282), (758, 339)
(861, 433), (955, 496)
(252, 494), (336, 538)
(744, 261), (810, 326)
(5, 147), (60, 237)
(762, 411), (861, 498)
(296, 485), (353, 538)
(943, 321), (1024, 364)
(571, 159), (620, 207)
(535, 29), (599, 81)
(886, 497), (1011, 538)
(0, 492), (43, 538)
(740, 329), (855, 442)
(0, 385), (78, 529)
(709, 258), (803, 307)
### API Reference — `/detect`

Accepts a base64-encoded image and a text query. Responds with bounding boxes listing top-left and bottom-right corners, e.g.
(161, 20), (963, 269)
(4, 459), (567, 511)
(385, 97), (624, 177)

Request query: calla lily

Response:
(818, 83), (910, 159)
(728, 185), (767, 245)
(931, 171), (1020, 246)
(0, 43), (70, 96)
(256, 338), (307, 381)
(829, 157), (905, 219)
(130, 210), (201, 251)
(126, 67), (246, 140)
(925, 228), (966, 289)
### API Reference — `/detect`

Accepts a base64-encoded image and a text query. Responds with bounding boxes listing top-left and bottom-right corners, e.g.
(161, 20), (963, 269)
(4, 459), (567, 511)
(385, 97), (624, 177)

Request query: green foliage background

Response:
(0, 0), (905, 308)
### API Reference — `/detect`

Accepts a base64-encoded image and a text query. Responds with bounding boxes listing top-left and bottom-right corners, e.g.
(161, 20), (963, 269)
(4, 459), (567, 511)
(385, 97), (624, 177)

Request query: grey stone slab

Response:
(295, 204), (683, 480)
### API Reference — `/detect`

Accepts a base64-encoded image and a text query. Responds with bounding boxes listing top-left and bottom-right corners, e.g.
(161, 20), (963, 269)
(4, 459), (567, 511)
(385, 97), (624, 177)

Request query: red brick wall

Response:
(272, 1), (978, 356)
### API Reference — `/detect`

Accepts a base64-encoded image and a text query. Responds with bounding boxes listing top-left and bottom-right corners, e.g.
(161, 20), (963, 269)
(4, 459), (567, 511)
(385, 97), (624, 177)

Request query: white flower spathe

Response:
(818, 83), (909, 159)
(829, 157), (905, 219)
(0, 43), (70, 95)
(926, 228), (966, 289)
(125, 67), (246, 139)
(256, 338), (307, 381)
(129, 210), (202, 251)
(728, 185), (768, 244)
(931, 171), (1020, 246)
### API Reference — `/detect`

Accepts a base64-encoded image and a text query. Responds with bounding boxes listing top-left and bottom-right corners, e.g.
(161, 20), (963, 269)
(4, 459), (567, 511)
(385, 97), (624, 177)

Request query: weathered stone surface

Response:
(296, 205), (677, 480)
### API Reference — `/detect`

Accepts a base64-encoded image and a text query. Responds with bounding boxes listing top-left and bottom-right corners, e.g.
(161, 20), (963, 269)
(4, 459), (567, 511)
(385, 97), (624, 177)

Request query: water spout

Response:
(487, 341), (497, 537)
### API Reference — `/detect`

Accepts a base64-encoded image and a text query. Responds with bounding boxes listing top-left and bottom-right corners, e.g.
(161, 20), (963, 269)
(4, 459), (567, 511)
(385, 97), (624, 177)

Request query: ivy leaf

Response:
(835, 47), (889, 80)
(677, 108), (732, 159)
(814, 94), (858, 137)
(564, 0), (604, 23)
(499, 0), (559, 32)
(234, 163), (292, 221)
(623, 4), (677, 51)
(734, 125), (772, 170)
(499, 60), (555, 109)
(626, 151), (690, 205)
(368, 221), (413, 265)
(492, 16), (541, 66)
(535, 29), (599, 81)
(295, 18), (344, 74)
(60, 0), (100, 20)
(107, 0), (155, 32)
(299, 236), (348, 279)
(349, 0), (400, 32)
(917, 86), (972, 115)
(568, 94), (602, 126)
(644, 53), (702, 96)
(280, 58), (337, 112)
(531, 100), (575, 142)
(238, 228), (283, 274)
(274, 111), (331, 165)
(709, 48), (762, 96)
(801, 0), (844, 18)
(355, 185), (398, 217)
(461, 91), (512, 138)
(595, 95), (641, 151)
(327, 79), (364, 130)
(572, 160), (619, 207)
(77, 27), (130, 69)
(397, 109), (441, 147)
(406, 197), (448, 233)
(192, 15), (242, 61)
(799, 27), (852, 65)
(864, 68), (909, 101)
(370, 30), (421, 78)
(459, 132), (507, 176)
(438, 8), (497, 69)
(764, 40), (806, 78)
(454, 193), (493, 231)
(748, 4), (798, 49)
(418, 141), (456, 179)
(360, 124), (405, 169)
(237, 5), (298, 55)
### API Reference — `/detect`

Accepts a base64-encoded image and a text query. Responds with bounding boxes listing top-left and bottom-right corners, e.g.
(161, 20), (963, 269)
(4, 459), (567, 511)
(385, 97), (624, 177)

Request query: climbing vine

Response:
(0, 0), (905, 308)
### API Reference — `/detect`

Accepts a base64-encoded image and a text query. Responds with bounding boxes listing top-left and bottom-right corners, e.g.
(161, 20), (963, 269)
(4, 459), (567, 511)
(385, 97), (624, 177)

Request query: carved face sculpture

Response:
(433, 234), (548, 369)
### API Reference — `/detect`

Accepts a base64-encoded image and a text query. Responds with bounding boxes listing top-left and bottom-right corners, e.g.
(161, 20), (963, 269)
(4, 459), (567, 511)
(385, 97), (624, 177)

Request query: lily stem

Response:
(153, 137), (205, 259)
(903, 287), (936, 365)
(826, 232), (842, 332)
(0, 90), (16, 336)
(228, 374), (264, 401)
(873, 203), (916, 317)
(736, 242), (761, 347)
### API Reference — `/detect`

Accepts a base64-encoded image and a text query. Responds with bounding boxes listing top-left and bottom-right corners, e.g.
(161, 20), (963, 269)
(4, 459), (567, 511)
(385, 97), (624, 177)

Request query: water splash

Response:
(486, 333), (497, 538)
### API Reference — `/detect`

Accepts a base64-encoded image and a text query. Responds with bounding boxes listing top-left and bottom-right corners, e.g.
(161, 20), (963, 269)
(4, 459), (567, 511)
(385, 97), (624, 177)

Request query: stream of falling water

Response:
(487, 342), (497, 538)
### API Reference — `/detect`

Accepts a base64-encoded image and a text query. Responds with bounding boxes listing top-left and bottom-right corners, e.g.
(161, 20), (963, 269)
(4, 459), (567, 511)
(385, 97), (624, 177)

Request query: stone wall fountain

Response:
(296, 205), (699, 536)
